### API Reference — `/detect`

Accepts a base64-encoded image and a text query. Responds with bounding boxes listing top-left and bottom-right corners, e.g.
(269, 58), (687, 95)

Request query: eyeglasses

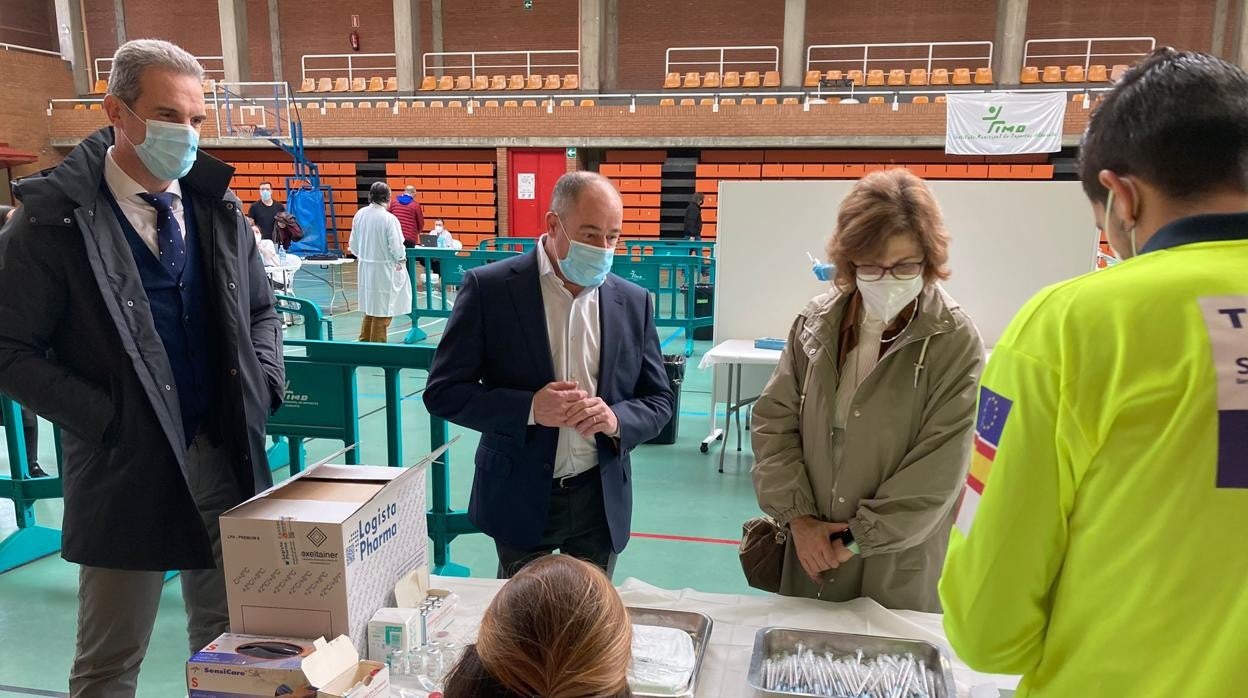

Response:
(854, 260), (925, 281)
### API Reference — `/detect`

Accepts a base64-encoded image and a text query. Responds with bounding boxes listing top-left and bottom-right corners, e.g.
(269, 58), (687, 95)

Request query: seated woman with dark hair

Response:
(443, 555), (633, 698)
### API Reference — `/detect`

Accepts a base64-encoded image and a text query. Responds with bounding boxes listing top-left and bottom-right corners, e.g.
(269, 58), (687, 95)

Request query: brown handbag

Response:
(738, 516), (788, 593)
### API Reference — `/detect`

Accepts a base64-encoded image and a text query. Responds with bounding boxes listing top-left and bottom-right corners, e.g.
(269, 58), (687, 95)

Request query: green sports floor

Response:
(0, 266), (763, 697)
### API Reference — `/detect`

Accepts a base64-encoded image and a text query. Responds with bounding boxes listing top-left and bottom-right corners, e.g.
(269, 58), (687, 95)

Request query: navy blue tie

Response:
(137, 192), (186, 278)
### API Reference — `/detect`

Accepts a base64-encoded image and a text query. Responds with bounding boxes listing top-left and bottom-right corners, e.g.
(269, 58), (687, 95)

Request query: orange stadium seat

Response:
(782, 97), (799, 105)
(487, 75), (504, 90)
(722, 71), (741, 87)
(1041, 66), (1063, 83)
(952, 68), (971, 85)
(867, 70), (885, 86)
(703, 71), (721, 88)
(317, 77), (334, 92)
(868, 96), (885, 104)
(429, 101), (443, 108)
(340, 101), (354, 108)
(454, 75), (471, 90)
(743, 71), (761, 88)
(664, 72), (681, 88)
(1088, 64), (1109, 82)
(385, 77), (398, 91)
(331, 78), (350, 92)
(323, 101), (337, 108)
(740, 97), (757, 105)
(91, 79), (108, 94)
(659, 98), (675, 106)
(909, 68), (928, 86)
(934, 95), (947, 103)
(761, 97), (778, 105)
(1020, 66), (1040, 84)
(847, 70), (864, 86)
(763, 70), (780, 87)
(522, 99), (538, 107)
(912, 95), (930, 104)
(679, 98), (695, 106)
(544, 74), (561, 89)
(508, 75), (525, 90)
(700, 98), (715, 106)
(297, 78), (316, 93)
(562, 74), (579, 89)
(887, 69), (906, 86)
(357, 101), (371, 108)
(720, 98), (736, 106)
(437, 75), (454, 90)
(825, 70), (843, 81)
(419, 76), (436, 91)
(683, 72), (701, 88)
(470, 75), (486, 90)
(526, 75), (542, 90)
(367, 77), (384, 91)
(1065, 65), (1086, 82)
(1110, 64), (1129, 81)
(929, 68), (949, 85)
(560, 99), (575, 107)
(351, 77), (366, 91)
(73, 103), (86, 110)
(447, 100), (463, 108)
(579, 99), (595, 107)
(503, 100), (519, 107)
(88, 103), (101, 110)
(804, 70), (822, 87)
(974, 67), (993, 84)
(484, 100), (500, 108)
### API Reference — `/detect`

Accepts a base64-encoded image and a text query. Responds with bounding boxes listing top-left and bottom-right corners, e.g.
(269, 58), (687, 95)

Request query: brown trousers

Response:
(358, 315), (393, 343)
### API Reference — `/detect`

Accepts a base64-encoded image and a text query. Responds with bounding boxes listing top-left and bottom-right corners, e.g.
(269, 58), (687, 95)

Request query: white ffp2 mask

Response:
(857, 275), (924, 323)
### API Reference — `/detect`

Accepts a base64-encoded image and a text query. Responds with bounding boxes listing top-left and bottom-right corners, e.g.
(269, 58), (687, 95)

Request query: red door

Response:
(508, 148), (566, 237)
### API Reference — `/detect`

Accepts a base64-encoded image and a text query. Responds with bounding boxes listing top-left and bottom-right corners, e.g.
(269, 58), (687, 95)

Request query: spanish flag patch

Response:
(955, 386), (1013, 535)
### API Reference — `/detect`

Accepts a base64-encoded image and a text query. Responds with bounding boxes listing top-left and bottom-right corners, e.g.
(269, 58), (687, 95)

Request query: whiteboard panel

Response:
(710, 179), (1097, 402)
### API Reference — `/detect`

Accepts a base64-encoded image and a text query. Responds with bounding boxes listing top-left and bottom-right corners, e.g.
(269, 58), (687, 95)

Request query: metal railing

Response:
(664, 45), (779, 78)
(0, 42), (62, 58)
(300, 52), (397, 83)
(1022, 36), (1156, 73)
(807, 41), (994, 76)
(94, 54), (224, 83)
(421, 49), (579, 79)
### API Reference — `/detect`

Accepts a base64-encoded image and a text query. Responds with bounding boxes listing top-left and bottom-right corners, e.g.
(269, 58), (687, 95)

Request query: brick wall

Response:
(1026, 0), (1217, 53)
(807, 0), (998, 48)
(247, 0), (273, 82)
(616, 0), (787, 90)
(84, 0), (120, 64)
(443, 0), (577, 53)
(496, 147), (509, 234)
(279, 0), (396, 89)
(1, 0), (57, 51)
(1, 50), (79, 178)
(125, 0), (221, 59)
(50, 100), (1094, 145)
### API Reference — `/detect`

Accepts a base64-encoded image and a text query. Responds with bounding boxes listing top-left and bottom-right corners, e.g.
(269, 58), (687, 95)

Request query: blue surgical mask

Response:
(260, 188), (272, 203)
(555, 219), (613, 288)
(119, 102), (199, 181)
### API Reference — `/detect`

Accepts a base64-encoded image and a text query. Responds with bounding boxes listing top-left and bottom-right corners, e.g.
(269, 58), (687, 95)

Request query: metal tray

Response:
(627, 606), (714, 698)
(746, 626), (956, 698)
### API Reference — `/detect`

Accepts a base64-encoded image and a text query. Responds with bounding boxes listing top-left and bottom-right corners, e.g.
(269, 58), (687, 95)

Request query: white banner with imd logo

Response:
(945, 92), (1067, 155)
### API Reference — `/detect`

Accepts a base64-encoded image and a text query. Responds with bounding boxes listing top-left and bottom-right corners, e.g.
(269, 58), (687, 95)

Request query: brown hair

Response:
(443, 555), (633, 698)
(826, 169), (951, 289)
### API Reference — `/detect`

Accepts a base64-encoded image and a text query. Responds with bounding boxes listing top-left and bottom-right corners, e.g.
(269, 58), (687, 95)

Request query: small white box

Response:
(221, 450), (446, 654)
(367, 607), (422, 662)
(187, 633), (389, 698)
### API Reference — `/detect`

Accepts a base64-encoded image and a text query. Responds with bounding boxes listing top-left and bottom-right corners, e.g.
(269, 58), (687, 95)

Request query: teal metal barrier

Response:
(623, 238), (716, 258)
(612, 255), (716, 357)
(0, 396), (62, 573)
(477, 237), (539, 253)
(404, 248), (520, 343)
(275, 294), (335, 340)
(280, 339), (474, 575)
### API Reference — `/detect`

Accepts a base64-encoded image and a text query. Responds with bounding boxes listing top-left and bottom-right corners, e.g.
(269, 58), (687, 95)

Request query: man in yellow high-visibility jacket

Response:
(940, 48), (1248, 697)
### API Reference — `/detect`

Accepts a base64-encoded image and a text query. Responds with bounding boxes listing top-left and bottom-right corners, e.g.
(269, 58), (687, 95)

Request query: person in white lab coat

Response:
(349, 182), (412, 342)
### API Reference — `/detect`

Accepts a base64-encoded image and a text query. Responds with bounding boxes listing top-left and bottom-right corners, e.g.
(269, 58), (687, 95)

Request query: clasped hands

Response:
(790, 515), (857, 583)
(533, 381), (619, 439)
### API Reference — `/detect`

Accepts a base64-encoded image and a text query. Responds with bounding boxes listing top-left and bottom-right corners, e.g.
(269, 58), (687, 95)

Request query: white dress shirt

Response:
(532, 237), (603, 479)
(103, 146), (186, 256)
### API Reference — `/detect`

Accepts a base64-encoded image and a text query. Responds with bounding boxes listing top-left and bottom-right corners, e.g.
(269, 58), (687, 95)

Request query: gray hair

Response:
(549, 171), (616, 218)
(107, 39), (204, 105)
(369, 181), (392, 205)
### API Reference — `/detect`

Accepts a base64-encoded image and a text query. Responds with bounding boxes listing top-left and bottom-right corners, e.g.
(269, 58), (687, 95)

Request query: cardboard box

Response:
(221, 457), (435, 655)
(186, 633), (389, 698)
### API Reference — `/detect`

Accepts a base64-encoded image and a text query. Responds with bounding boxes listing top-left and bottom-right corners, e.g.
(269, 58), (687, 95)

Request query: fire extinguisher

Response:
(349, 30), (360, 52)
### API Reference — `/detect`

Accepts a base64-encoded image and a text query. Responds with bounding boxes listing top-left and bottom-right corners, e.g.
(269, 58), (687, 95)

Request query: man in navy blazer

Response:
(424, 171), (673, 578)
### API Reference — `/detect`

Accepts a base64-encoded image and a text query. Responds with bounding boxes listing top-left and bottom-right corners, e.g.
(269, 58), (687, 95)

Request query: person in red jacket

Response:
(389, 185), (426, 247)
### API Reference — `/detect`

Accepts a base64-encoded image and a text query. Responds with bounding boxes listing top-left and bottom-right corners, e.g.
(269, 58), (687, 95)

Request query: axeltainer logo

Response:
(307, 526), (327, 548)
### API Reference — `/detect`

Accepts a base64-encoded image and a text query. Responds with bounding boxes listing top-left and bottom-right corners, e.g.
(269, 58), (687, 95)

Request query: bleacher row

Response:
(601, 163), (664, 237)
(667, 64), (1130, 91)
(385, 162), (499, 244)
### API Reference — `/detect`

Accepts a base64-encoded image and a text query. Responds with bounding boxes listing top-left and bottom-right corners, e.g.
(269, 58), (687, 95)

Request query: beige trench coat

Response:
(751, 284), (984, 612)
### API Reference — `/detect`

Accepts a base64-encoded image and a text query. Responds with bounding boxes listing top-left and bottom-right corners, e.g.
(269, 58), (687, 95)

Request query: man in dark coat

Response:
(683, 192), (704, 240)
(0, 39), (284, 697)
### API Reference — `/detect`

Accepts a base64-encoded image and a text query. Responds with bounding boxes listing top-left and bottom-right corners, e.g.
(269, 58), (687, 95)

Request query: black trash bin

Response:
(693, 283), (714, 340)
(646, 354), (686, 445)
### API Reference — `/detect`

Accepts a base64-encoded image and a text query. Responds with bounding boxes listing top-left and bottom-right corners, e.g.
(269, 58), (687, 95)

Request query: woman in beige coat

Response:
(751, 170), (984, 612)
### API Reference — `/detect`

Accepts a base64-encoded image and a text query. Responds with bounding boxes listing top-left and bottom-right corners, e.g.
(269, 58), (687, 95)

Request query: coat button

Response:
(853, 410), (861, 418)
(230, 368), (238, 376)
(226, 203), (234, 211)
(838, 497), (846, 503)
(126, 300), (135, 307)
(807, 348), (816, 356)
(63, 217), (71, 224)
(165, 384), (172, 391)
(228, 282), (236, 290)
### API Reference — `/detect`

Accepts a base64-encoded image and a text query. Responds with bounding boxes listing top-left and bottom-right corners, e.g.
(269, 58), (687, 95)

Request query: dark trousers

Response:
(21, 405), (38, 466)
(495, 468), (616, 580)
